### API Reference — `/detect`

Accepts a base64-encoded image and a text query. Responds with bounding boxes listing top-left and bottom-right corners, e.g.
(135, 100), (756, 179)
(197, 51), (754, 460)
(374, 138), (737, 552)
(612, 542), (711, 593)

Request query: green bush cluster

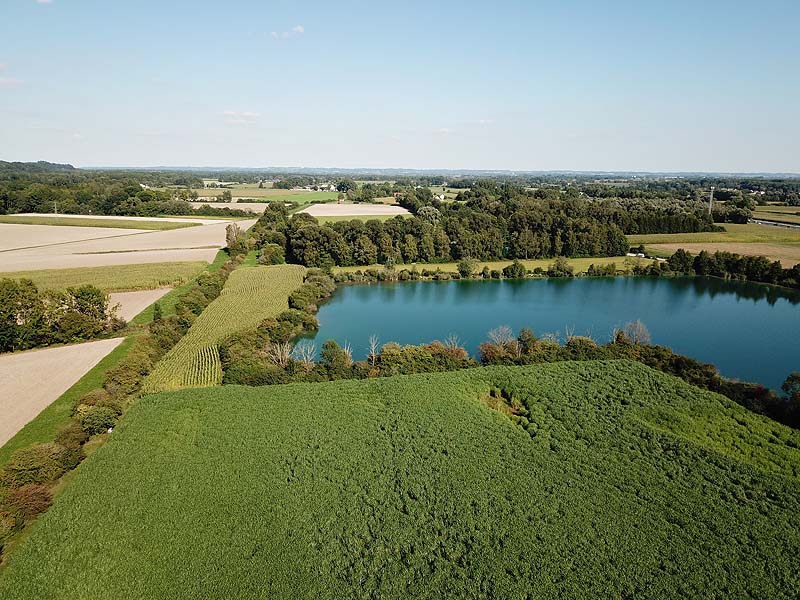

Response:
(0, 281), (124, 352)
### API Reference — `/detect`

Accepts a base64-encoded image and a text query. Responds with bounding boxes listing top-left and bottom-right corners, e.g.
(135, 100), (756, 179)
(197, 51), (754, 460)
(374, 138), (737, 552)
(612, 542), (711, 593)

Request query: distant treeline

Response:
(0, 281), (123, 352)
(247, 182), (725, 268)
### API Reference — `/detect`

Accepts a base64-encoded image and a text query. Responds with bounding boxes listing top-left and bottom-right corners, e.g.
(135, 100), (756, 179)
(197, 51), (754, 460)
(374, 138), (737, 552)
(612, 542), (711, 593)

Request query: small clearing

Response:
(0, 338), (124, 447)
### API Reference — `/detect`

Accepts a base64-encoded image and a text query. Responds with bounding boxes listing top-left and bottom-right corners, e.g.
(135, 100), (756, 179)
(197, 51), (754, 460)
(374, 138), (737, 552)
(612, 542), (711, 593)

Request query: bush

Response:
(3, 484), (52, 519)
(55, 421), (89, 451)
(80, 406), (119, 435)
(502, 260), (527, 279)
(259, 243), (286, 265)
(0, 443), (77, 488)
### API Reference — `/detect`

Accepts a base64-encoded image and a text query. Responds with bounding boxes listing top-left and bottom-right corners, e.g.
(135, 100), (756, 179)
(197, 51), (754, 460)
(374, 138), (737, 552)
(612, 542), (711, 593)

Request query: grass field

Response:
(315, 214), (406, 223)
(0, 262), (207, 292)
(143, 264), (306, 392)
(628, 223), (800, 267)
(753, 208), (800, 225)
(193, 188), (338, 202)
(334, 256), (627, 275)
(2, 361), (798, 598)
(0, 215), (197, 230)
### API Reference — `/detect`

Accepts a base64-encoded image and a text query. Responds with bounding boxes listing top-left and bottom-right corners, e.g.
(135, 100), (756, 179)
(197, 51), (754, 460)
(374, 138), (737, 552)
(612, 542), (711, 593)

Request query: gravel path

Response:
(0, 338), (125, 447)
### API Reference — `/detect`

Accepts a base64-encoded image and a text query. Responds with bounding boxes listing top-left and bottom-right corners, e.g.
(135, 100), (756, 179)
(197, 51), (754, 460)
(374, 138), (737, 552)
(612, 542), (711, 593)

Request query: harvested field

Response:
(647, 243), (800, 267)
(0, 338), (124, 447)
(109, 288), (171, 321)
(299, 203), (410, 217)
(334, 256), (627, 275)
(0, 262), (206, 292)
(0, 219), (256, 272)
(0, 216), (195, 230)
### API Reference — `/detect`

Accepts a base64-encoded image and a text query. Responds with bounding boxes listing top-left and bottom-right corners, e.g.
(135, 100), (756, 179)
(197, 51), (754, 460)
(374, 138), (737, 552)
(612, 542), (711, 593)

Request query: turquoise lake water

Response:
(310, 277), (800, 390)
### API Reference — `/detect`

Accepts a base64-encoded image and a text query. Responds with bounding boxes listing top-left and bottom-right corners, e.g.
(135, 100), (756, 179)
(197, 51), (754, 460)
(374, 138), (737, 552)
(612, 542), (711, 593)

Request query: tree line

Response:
(0, 281), (124, 352)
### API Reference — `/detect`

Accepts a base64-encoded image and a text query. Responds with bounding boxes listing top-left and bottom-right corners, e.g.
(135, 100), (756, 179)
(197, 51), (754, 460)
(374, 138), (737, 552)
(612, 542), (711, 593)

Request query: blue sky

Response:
(1, 0), (798, 171)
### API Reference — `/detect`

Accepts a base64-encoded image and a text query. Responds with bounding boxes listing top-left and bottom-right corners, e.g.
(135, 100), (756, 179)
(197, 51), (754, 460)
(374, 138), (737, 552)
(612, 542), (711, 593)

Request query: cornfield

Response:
(143, 264), (306, 392)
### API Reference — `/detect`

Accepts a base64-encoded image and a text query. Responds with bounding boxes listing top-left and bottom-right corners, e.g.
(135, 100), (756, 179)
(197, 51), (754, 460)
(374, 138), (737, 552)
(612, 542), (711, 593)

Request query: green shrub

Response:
(0, 443), (76, 488)
(55, 421), (89, 451)
(3, 484), (52, 520)
(80, 406), (119, 436)
(259, 244), (285, 265)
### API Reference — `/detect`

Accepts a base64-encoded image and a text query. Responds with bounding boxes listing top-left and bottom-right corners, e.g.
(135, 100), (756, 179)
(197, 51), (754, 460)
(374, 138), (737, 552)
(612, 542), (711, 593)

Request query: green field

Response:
(0, 262), (208, 292)
(334, 256), (627, 275)
(627, 223), (800, 245)
(315, 214), (407, 224)
(193, 188), (338, 203)
(143, 264), (306, 392)
(0, 215), (198, 230)
(753, 208), (800, 225)
(1, 361), (798, 598)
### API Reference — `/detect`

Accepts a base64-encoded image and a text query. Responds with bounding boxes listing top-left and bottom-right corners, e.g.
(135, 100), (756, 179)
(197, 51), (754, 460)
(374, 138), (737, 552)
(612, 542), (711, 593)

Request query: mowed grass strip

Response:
(334, 256), (627, 275)
(1, 362), (798, 598)
(0, 215), (198, 230)
(143, 264), (306, 392)
(0, 262), (207, 292)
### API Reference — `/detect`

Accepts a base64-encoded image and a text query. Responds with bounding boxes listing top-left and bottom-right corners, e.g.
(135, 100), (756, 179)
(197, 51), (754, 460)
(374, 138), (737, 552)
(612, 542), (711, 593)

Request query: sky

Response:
(1, 0), (799, 172)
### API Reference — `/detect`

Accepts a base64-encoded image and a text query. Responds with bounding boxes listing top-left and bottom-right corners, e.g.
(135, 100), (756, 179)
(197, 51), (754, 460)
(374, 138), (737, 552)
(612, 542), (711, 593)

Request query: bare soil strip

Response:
(0, 338), (124, 446)
(298, 203), (410, 217)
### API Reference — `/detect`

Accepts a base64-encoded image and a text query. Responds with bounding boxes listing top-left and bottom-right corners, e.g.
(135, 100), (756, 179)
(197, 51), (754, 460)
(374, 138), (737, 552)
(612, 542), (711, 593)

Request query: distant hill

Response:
(2, 361), (798, 599)
(0, 161), (76, 173)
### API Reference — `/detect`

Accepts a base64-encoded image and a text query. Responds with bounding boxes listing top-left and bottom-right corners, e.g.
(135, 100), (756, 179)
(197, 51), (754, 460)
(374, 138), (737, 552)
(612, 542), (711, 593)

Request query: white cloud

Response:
(223, 110), (260, 124)
(478, 119), (494, 125)
(434, 127), (453, 135)
(270, 25), (305, 40)
(36, 0), (54, 4)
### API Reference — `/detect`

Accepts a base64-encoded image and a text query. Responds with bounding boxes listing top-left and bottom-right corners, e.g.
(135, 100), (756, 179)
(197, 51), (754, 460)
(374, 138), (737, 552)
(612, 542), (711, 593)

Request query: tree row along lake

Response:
(308, 277), (800, 391)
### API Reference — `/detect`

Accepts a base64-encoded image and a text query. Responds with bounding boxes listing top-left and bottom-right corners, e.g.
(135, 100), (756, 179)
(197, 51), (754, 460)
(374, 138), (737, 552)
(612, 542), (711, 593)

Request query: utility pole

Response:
(708, 186), (715, 215)
(54, 199), (58, 214)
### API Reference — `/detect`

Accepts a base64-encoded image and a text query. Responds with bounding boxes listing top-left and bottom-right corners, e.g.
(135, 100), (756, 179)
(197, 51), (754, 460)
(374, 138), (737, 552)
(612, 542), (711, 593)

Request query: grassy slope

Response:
(2, 361), (798, 599)
(0, 262), (207, 292)
(143, 264), (306, 391)
(334, 256), (627, 275)
(0, 215), (197, 230)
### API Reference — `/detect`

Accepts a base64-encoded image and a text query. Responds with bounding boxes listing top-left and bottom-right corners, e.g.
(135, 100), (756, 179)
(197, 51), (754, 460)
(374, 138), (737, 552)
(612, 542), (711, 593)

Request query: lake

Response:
(310, 277), (800, 390)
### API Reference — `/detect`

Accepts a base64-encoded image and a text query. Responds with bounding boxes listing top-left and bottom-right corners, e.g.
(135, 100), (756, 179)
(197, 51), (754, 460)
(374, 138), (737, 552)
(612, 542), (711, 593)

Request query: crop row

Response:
(143, 264), (306, 392)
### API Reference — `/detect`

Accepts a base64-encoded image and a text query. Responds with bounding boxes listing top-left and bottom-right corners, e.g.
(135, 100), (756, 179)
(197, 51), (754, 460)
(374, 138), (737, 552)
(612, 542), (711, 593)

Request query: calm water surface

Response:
(310, 277), (800, 390)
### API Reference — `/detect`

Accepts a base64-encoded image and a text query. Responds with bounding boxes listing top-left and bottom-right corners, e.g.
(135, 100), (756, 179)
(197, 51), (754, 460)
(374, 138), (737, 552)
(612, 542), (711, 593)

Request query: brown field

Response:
(0, 338), (124, 446)
(109, 288), (172, 321)
(647, 243), (800, 267)
(299, 203), (410, 217)
(189, 202), (267, 213)
(0, 219), (256, 272)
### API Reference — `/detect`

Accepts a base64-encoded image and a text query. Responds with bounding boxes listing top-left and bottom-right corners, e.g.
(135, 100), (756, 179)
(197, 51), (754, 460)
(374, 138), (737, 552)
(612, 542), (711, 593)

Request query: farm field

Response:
(753, 208), (800, 225)
(193, 188), (339, 202)
(109, 288), (171, 322)
(0, 338), (124, 447)
(189, 201), (268, 213)
(0, 215), (199, 230)
(299, 203), (410, 217)
(0, 262), (206, 292)
(2, 362), (798, 598)
(143, 264), (306, 392)
(628, 223), (800, 267)
(0, 219), (256, 272)
(334, 256), (627, 275)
